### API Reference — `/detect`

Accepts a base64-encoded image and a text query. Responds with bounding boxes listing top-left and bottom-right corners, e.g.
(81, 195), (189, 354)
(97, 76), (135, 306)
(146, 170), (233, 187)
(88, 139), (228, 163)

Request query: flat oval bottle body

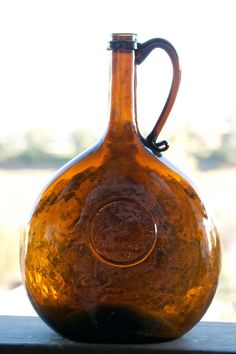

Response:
(21, 138), (221, 342)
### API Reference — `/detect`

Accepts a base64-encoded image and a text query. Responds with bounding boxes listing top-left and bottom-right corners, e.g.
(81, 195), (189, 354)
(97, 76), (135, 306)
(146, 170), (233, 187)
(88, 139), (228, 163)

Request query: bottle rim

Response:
(110, 33), (137, 42)
(108, 33), (138, 50)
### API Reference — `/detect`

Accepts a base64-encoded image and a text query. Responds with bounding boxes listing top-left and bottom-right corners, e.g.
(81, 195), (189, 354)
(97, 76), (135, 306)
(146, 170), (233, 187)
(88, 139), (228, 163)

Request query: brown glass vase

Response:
(20, 33), (221, 343)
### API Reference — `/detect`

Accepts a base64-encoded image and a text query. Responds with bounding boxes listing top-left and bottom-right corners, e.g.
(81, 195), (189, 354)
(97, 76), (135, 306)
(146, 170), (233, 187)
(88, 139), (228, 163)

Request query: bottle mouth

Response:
(111, 33), (137, 41)
(108, 33), (138, 50)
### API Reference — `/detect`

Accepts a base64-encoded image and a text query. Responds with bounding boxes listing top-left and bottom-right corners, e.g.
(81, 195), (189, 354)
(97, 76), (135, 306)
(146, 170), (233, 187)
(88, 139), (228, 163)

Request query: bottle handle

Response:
(135, 38), (181, 154)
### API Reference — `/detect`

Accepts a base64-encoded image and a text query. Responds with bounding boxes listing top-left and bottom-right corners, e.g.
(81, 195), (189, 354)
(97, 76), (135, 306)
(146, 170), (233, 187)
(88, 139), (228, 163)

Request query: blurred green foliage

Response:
(187, 114), (236, 170)
(1, 115), (236, 170)
(0, 128), (97, 168)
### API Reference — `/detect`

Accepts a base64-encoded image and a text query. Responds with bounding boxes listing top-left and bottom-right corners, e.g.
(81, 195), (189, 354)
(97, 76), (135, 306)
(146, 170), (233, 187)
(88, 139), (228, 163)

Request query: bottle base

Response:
(39, 304), (181, 344)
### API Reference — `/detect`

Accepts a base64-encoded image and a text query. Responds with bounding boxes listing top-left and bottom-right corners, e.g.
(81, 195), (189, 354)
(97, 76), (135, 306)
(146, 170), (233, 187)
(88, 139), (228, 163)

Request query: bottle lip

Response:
(108, 33), (138, 50)
(111, 33), (137, 41)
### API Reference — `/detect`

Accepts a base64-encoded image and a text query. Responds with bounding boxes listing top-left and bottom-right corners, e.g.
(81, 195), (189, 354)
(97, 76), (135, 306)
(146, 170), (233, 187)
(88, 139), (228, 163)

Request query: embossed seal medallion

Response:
(89, 199), (157, 267)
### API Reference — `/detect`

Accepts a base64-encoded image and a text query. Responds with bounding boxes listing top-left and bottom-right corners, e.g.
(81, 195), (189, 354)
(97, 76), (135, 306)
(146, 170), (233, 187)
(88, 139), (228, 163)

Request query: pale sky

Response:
(0, 0), (235, 145)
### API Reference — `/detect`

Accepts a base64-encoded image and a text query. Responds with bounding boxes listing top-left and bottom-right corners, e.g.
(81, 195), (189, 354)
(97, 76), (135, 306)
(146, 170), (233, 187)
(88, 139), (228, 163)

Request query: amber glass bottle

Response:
(20, 34), (221, 343)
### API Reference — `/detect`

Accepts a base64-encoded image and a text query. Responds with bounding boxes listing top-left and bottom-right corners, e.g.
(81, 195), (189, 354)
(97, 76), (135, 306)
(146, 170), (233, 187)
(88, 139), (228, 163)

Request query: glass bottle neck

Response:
(104, 49), (138, 143)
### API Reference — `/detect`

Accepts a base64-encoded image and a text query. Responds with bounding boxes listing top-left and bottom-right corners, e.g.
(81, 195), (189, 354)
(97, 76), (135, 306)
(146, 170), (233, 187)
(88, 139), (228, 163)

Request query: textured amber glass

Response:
(20, 34), (221, 343)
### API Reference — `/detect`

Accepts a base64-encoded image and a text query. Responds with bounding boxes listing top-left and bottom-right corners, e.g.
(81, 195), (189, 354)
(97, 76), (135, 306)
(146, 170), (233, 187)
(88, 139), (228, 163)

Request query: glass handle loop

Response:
(136, 38), (181, 154)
